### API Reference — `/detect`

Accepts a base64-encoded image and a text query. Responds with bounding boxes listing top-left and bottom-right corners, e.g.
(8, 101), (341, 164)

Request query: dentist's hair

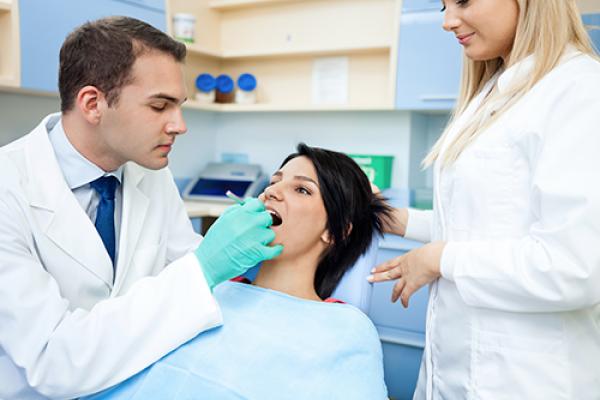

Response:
(423, 0), (597, 167)
(59, 16), (186, 112)
(280, 143), (393, 299)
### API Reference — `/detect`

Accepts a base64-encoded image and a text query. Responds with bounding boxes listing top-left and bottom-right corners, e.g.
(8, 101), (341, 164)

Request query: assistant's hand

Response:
(368, 241), (445, 307)
(195, 198), (283, 290)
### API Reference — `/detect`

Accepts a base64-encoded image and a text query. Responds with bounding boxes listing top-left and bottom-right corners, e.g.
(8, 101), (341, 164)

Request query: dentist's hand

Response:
(194, 198), (283, 290)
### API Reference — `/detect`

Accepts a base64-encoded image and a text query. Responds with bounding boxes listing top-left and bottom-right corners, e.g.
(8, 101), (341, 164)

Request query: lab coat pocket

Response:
(449, 147), (517, 235)
(133, 237), (167, 276)
(471, 329), (569, 399)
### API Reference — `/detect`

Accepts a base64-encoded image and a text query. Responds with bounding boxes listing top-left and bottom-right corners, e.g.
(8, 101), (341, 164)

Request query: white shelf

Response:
(183, 101), (395, 112)
(185, 43), (222, 58)
(0, 0), (11, 12)
(209, 0), (296, 11)
(0, 76), (18, 88)
(186, 42), (390, 60)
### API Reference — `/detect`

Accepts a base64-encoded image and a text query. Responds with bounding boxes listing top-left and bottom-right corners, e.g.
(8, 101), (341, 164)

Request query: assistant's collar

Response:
(48, 117), (123, 190)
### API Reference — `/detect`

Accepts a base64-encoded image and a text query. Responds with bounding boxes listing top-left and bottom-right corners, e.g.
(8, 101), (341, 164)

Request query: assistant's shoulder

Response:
(550, 52), (600, 95)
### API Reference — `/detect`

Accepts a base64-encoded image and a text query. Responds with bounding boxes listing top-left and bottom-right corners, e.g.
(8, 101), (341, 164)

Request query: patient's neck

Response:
(254, 254), (321, 302)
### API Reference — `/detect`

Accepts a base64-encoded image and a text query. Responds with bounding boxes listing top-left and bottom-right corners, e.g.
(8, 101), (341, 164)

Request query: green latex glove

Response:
(194, 198), (284, 290)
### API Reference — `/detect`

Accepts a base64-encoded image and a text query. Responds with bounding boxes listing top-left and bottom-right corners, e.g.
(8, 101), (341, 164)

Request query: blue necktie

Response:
(90, 176), (119, 267)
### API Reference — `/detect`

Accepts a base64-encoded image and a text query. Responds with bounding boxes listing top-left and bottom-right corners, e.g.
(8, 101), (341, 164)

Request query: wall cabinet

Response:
(167, 0), (401, 112)
(395, 9), (461, 110)
(18, 0), (166, 93)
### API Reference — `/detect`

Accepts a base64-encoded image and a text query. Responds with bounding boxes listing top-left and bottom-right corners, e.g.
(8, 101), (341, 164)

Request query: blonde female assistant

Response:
(369, 1), (600, 398)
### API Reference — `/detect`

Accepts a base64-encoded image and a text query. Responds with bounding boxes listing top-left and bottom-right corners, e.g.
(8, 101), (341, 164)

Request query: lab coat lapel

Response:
(112, 162), (149, 294)
(26, 115), (114, 286)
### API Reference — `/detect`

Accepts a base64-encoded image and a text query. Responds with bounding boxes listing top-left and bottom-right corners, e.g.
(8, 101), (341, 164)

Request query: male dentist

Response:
(0, 16), (282, 399)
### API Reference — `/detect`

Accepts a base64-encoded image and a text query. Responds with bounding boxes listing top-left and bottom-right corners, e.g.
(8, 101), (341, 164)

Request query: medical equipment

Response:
(184, 163), (267, 203)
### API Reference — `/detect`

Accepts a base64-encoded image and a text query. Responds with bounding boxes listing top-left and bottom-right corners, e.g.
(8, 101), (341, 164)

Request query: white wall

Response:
(212, 111), (413, 189)
(0, 91), (60, 143)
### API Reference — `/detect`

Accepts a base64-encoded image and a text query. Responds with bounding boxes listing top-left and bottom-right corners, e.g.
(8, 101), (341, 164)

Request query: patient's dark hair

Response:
(280, 143), (393, 299)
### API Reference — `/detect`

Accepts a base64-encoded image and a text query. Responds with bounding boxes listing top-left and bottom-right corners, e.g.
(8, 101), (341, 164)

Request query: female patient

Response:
(88, 144), (391, 399)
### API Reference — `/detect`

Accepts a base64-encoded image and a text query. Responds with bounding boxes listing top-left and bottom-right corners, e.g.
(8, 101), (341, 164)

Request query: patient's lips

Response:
(268, 209), (283, 226)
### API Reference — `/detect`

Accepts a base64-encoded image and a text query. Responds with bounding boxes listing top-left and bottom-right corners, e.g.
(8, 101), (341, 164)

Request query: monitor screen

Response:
(189, 179), (252, 198)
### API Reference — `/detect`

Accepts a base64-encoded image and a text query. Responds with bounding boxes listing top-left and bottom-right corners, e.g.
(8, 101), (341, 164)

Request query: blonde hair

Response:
(423, 0), (597, 168)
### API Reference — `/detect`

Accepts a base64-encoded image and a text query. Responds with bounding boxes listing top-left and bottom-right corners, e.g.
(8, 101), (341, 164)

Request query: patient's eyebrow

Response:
(272, 171), (319, 187)
(293, 175), (319, 187)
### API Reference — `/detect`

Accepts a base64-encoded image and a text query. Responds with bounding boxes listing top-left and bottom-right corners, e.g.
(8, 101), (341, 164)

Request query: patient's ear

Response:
(320, 224), (352, 244)
(320, 230), (332, 245)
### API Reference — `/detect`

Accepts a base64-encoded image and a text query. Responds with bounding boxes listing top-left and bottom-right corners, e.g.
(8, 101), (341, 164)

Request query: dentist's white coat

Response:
(405, 49), (600, 399)
(0, 114), (222, 399)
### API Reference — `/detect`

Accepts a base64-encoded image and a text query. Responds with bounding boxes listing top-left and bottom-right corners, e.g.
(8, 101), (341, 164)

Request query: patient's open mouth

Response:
(268, 210), (283, 226)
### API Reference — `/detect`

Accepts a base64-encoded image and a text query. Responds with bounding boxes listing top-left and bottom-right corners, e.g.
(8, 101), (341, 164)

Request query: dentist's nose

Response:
(166, 108), (187, 135)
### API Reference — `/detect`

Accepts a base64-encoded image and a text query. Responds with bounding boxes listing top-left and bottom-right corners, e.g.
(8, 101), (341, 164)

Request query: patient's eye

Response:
(296, 186), (311, 196)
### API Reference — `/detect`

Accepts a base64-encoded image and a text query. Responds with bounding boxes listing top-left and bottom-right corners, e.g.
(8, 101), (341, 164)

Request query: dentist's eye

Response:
(150, 104), (167, 112)
(456, 0), (469, 6)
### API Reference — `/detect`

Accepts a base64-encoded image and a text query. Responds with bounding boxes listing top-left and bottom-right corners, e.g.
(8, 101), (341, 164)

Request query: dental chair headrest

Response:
(331, 236), (378, 313)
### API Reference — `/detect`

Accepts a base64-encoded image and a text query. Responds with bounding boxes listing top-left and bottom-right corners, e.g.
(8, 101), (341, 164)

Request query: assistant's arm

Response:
(384, 206), (432, 243)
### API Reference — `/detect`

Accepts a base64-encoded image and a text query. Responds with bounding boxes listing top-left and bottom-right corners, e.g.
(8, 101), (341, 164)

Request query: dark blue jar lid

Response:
(237, 73), (257, 92)
(216, 74), (234, 94)
(195, 73), (216, 92)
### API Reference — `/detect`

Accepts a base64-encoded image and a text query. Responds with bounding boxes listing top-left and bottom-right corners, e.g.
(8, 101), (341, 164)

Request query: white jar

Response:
(235, 73), (257, 104)
(195, 73), (216, 104)
(173, 13), (196, 43)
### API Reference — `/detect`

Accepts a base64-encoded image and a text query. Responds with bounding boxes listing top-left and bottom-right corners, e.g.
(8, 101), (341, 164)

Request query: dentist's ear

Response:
(76, 85), (105, 125)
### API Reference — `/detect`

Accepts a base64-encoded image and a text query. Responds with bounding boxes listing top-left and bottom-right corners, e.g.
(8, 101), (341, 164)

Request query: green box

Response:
(348, 154), (394, 190)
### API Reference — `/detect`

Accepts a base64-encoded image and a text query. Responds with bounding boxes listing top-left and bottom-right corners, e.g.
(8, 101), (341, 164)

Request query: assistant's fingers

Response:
(371, 255), (403, 274)
(391, 278), (406, 303)
(401, 284), (416, 308)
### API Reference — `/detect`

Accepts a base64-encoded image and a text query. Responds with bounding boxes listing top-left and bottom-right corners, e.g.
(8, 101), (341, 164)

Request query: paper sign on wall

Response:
(312, 56), (349, 105)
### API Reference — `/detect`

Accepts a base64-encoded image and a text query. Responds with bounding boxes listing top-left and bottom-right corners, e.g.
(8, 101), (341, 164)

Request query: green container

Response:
(348, 154), (394, 190)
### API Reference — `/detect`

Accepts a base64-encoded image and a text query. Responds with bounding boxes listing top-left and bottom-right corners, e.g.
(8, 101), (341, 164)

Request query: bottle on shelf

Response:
(195, 73), (216, 103)
(215, 74), (235, 103)
(235, 73), (257, 104)
(173, 13), (196, 43)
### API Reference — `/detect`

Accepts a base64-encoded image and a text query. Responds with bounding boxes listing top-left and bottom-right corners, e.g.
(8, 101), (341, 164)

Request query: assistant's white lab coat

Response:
(0, 114), (222, 399)
(405, 49), (600, 399)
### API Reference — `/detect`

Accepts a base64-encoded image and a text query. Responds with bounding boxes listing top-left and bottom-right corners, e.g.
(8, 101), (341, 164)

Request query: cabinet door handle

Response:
(419, 95), (457, 101)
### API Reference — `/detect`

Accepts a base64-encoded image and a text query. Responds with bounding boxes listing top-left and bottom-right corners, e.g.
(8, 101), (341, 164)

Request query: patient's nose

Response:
(265, 183), (283, 200)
